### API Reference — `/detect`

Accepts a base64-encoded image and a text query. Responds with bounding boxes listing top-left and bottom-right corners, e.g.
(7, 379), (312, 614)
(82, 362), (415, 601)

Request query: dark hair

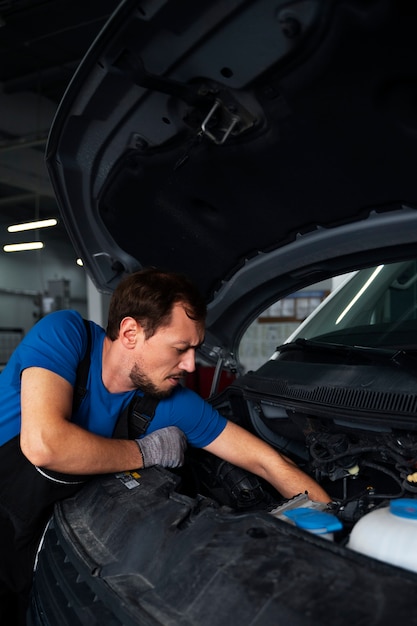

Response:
(106, 268), (207, 340)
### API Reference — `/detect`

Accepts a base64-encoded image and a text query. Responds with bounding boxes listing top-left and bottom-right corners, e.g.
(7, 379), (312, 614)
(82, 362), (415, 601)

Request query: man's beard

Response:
(129, 363), (179, 399)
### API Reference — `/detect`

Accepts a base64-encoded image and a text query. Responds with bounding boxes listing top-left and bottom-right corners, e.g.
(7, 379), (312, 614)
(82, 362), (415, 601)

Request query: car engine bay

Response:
(189, 368), (417, 574)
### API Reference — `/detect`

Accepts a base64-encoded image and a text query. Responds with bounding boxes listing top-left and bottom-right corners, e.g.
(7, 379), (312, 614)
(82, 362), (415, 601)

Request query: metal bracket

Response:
(201, 99), (241, 145)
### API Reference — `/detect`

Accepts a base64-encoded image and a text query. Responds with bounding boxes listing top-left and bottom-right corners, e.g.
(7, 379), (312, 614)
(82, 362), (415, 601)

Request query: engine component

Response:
(348, 498), (417, 573)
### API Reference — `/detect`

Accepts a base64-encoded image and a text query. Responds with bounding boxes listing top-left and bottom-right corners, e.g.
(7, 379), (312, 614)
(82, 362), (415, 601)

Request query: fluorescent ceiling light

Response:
(76, 258), (84, 266)
(3, 242), (44, 252)
(7, 218), (58, 233)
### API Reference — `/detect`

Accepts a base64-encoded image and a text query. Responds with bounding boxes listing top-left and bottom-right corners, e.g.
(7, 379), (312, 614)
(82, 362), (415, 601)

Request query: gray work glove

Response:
(136, 426), (187, 468)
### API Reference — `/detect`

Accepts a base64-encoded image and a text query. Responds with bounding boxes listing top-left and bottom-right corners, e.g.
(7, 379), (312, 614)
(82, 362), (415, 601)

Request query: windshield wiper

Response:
(279, 338), (417, 374)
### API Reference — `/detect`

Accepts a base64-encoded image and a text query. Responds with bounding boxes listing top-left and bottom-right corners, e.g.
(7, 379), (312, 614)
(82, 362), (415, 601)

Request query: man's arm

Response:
(20, 366), (144, 474)
(203, 421), (331, 503)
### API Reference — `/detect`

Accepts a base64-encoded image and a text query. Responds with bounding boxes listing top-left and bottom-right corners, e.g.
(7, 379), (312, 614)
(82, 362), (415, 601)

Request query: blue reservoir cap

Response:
(390, 498), (417, 520)
(284, 508), (343, 534)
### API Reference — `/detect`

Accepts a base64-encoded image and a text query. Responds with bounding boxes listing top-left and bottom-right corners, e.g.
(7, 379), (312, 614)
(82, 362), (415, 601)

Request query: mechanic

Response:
(0, 267), (330, 624)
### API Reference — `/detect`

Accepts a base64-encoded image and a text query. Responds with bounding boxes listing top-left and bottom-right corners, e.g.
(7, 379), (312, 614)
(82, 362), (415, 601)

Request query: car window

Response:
(291, 260), (417, 349)
(238, 278), (332, 372)
(238, 260), (417, 372)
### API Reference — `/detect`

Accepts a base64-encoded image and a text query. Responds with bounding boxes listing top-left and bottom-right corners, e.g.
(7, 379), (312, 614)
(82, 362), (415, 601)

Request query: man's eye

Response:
(176, 348), (187, 354)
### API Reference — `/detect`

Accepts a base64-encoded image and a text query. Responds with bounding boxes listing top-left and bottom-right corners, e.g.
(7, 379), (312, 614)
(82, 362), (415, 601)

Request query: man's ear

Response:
(119, 317), (140, 349)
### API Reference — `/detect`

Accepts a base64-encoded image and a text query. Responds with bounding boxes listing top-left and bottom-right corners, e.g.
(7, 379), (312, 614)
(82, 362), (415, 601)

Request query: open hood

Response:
(46, 0), (417, 364)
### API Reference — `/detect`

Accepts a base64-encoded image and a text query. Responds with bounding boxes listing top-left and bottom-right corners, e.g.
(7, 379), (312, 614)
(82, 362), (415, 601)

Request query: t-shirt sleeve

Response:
(151, 386), (227, 448)
(17, 310), (87, 385)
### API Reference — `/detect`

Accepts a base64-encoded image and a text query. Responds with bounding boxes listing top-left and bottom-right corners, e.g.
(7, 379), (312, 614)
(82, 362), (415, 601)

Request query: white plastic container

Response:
(348, 498), (417, 573)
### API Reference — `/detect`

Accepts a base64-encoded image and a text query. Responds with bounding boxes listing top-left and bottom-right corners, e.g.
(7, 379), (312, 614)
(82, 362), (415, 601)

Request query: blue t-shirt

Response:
(0, 310), (227, 448)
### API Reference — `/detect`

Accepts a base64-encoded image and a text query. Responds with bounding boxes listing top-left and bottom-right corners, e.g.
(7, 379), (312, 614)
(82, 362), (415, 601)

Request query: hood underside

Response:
(46, 0), (417, 359)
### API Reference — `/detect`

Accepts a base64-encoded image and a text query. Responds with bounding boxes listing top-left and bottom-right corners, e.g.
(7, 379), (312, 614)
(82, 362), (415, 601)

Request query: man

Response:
(0, 268), (330, 624)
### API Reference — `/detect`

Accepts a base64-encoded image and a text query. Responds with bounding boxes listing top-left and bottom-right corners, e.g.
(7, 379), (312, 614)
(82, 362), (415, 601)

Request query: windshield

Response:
(289, 260), (417, 350)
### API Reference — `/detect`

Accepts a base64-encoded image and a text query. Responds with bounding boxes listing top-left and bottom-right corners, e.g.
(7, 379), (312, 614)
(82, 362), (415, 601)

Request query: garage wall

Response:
(0, 242), (87, 337)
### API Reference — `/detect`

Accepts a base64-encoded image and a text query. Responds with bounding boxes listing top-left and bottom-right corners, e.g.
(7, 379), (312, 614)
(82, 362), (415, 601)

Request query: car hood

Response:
(46, 0), (417, 366)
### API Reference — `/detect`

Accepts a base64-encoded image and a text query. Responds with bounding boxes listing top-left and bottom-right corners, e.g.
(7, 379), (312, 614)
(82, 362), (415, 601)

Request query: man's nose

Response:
(179, 350), (196, 372)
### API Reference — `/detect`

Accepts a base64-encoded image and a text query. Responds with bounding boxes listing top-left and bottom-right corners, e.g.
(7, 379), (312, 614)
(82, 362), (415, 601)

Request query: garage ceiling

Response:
(0, 0), (121, 249)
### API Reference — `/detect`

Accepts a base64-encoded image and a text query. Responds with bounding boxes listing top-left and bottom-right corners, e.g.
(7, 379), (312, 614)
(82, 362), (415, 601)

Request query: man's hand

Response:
(204, 421), (331, 503)
(137, 426), (187, 468)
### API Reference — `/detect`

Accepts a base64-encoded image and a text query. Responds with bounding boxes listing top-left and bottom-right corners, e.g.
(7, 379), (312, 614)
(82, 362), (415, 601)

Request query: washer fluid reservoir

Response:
(348, 498), (417, 573)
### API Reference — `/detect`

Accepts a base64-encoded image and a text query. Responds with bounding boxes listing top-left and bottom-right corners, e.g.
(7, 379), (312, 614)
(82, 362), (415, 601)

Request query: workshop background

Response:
(0, 1), (122, 359)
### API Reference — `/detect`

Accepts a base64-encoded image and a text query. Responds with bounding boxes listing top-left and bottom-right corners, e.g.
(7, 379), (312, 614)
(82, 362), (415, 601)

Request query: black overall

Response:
(0, 318), (93, 624)
(0, 320), (158, 625)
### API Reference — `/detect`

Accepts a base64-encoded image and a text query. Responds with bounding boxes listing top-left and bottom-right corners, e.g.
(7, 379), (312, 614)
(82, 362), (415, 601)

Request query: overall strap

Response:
(128, 394), (160, 437)
(112, 393), (160, 439)
(72, 318), (92, 413)
(71, 318), (160, 439)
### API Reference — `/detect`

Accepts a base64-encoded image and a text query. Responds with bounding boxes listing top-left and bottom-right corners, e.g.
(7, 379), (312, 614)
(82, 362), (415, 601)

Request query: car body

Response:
(29, 1), (417, 624)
